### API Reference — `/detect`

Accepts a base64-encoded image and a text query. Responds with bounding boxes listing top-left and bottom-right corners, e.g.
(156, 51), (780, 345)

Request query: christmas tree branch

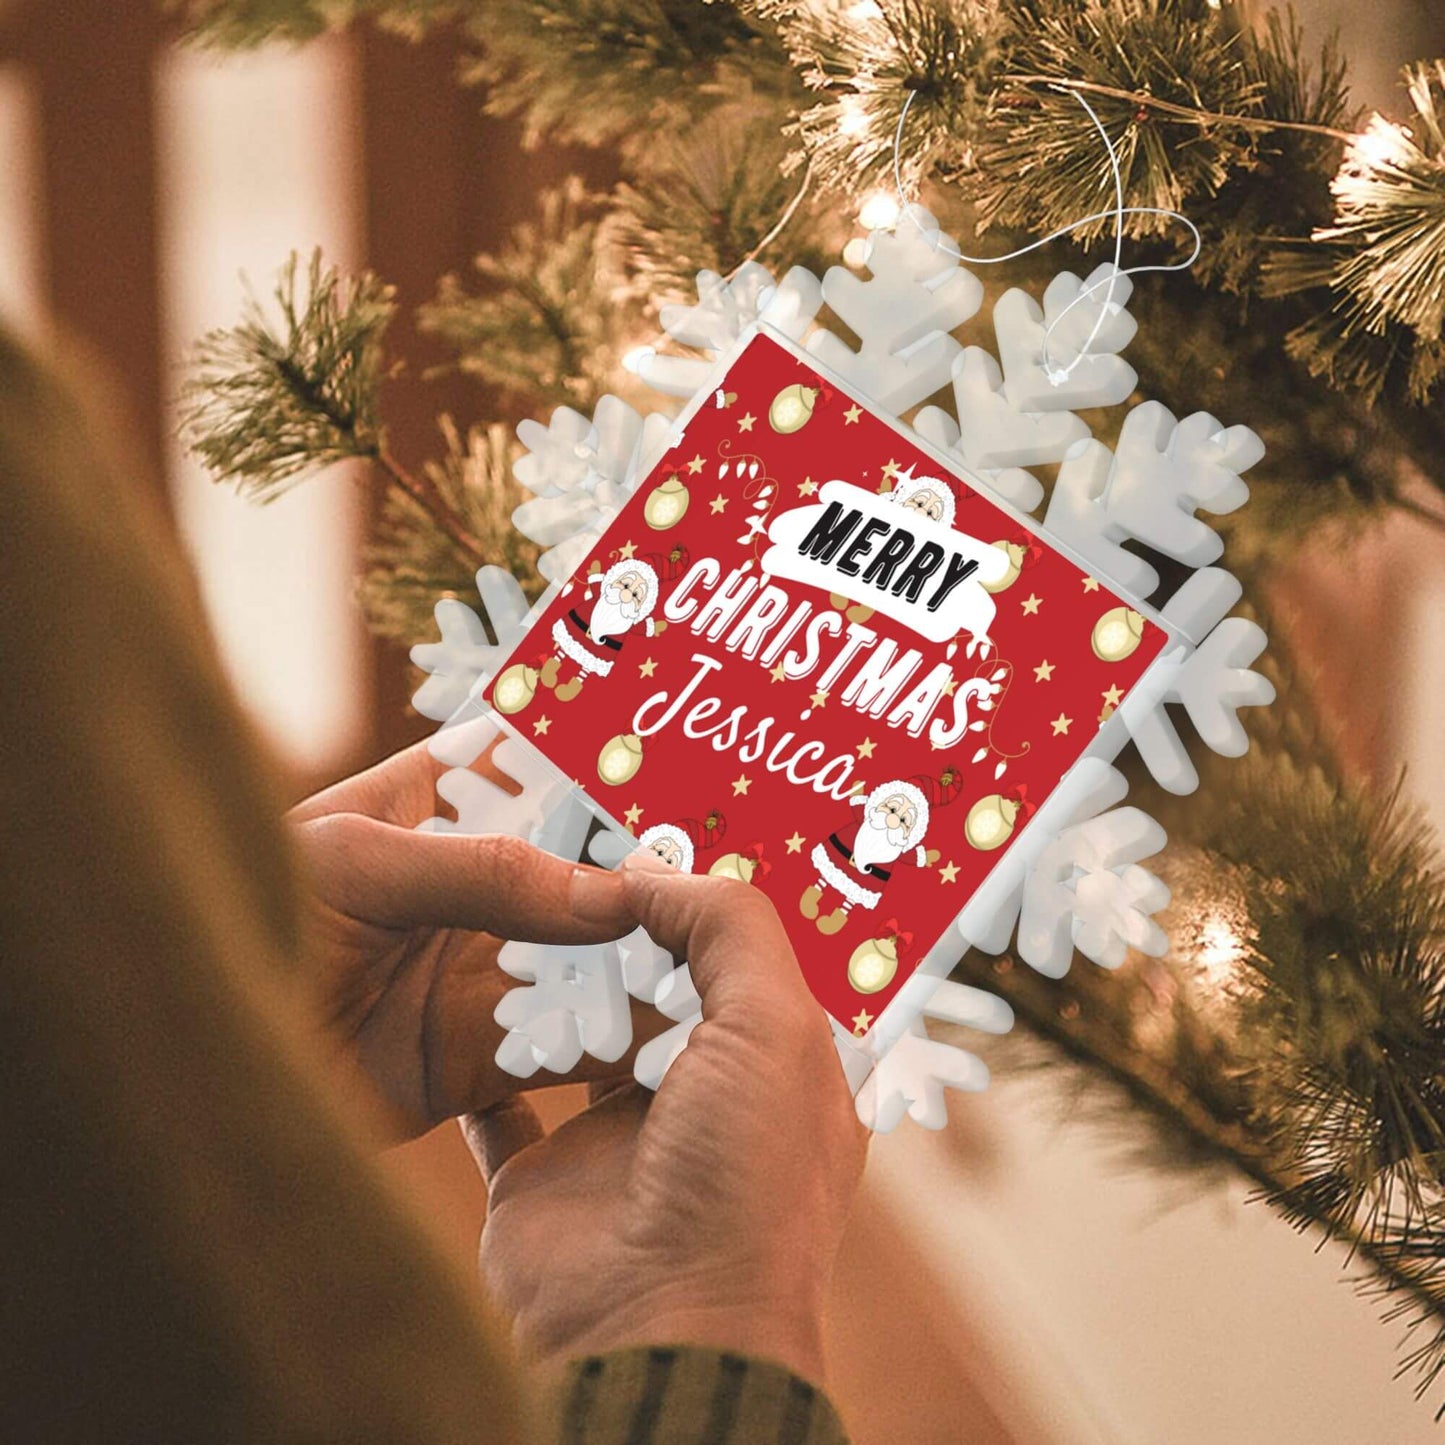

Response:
(962, 948), (1445, 1408)
(1002, 73), (1357, 144)
(181, 250), (490, 575)
(372, 441), (490, 574)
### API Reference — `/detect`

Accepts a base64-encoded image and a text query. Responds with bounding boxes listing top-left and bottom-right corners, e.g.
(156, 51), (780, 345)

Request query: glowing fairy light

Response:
(858, 191), (900, 231)
(1195, 914), (1244, 983)
(1349, 115), (1413, 173)
(837, 97), (868, 137)
(622, 345), (655, 375)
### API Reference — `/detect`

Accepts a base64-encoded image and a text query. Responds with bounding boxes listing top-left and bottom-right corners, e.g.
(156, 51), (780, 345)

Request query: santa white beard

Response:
(851, 812), (913, 870)
(588, 591), (641, 642)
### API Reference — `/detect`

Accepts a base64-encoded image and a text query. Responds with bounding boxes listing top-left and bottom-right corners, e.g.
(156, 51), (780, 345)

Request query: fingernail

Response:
(568, 865), (629, 922)
(619, 849), (674, 875)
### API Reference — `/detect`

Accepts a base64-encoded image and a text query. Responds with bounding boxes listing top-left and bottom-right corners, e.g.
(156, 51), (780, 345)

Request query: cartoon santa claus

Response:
(801, 764), (963, 935)
(637, 811), (770, 884)
(887, 468), (959, 527)
(637, 812), (724, 874)
(543, 554), (665, 702)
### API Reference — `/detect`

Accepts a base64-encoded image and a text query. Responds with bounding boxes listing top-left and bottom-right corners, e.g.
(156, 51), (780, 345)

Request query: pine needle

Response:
(179, 249), (396, 500)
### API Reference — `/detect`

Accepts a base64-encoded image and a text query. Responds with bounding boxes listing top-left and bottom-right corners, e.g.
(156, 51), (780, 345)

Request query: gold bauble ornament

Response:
(597, 733), (643, 786)
(768, 383), (819, 434)
(708, 852), (759, 884)
(1091, 606), (1145, 662)
(847, 937), (899, 994)
(964, 794), (1020, 851)
(980, 540), (1025, 594)
(643, 475), (689, 530)
(492, 662), (538, 715)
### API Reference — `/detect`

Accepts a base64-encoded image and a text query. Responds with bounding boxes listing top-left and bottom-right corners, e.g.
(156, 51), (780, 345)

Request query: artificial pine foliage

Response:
(176, 0), (1445, 1408)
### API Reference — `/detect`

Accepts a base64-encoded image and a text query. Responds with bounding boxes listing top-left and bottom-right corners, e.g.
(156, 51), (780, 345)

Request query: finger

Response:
(616, 854), (821, 1033)
(289, 738), (443, 828)
(460, 1096), (544, 1185)
(587, 1076), (639, 1106)
(297, 812), (636, 942)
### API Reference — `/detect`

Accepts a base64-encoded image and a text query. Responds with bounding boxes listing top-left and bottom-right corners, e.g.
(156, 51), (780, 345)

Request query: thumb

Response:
(617, 854), (822, 1038)
(296, 812), (635, 942)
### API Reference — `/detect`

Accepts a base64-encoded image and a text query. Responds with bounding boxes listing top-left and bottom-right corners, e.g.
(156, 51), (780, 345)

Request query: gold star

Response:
(617, 540), (637, 559)
(785, 831), (805, 854)
(1021, 593), (1042, 615)
(939, 860), (960, 884)
(687, 454), (704, 474)
(1082, 576), (1101, 592)
(881, 459), (901, 480)
(810, 689), (829, 709)
(532, 715), (552, 736)
(710, 493), (729, 514)
(1102, 684), (1124, 707)
(798, 477), (818, 496)
(941, 675), (957, 696)
(1034, 659), (1055, 682)
(770, 662), (787, 683)
(623, 803), (644, 827)
(1098, 703), (1117, 724)
(732, 773), (753, 796)
(844, 404), (862, 424)
(851, 1009), (874, 1036)
(737, 413), (756, 432)
(639, 657), (658, 678)
(1051, 713), (1073, 736)
(856, 737), (877, 759)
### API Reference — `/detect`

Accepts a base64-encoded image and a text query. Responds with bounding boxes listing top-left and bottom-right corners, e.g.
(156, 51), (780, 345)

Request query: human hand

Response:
(466, 856), (868, 1387)
(290, 738), (650, 1139)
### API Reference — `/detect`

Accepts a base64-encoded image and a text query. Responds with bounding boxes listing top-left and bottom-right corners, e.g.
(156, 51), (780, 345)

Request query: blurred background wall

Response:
(3, 3), (1444, 1441)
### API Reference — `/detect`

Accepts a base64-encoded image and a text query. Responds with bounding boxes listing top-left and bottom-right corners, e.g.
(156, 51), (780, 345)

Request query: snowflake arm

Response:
(994, 265), (1137, 412)
(854, 980), (1012, 1133)
(410, 566), (533, 722)
(805, 205), (983, 415)
(1044, 405), (1263, 600)
(493, 940), (632, 1078)
(631, 263), (823, 398)
(513, 396), (672, 581)
(1120, 567), (1276, 795)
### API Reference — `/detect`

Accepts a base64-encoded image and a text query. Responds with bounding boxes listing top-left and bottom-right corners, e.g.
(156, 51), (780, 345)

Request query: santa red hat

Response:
(643, 545), (691, 583)
(638, 810), (725, 874)
(907, 761), (965, 809)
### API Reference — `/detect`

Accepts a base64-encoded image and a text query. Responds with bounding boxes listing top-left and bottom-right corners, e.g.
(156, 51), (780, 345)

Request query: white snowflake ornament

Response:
(407, 200), (1275, 1136)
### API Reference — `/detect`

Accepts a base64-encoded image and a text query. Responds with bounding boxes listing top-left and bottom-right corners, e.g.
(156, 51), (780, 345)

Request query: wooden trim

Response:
(21, 1), (169, 516)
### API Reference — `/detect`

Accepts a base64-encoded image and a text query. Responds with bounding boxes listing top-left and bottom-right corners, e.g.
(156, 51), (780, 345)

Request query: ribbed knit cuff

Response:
(552, 1345), (850, 1445)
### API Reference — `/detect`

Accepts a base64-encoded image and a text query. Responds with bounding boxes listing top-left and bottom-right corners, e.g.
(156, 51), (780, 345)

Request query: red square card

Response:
(487, 331), (1169, 1036)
